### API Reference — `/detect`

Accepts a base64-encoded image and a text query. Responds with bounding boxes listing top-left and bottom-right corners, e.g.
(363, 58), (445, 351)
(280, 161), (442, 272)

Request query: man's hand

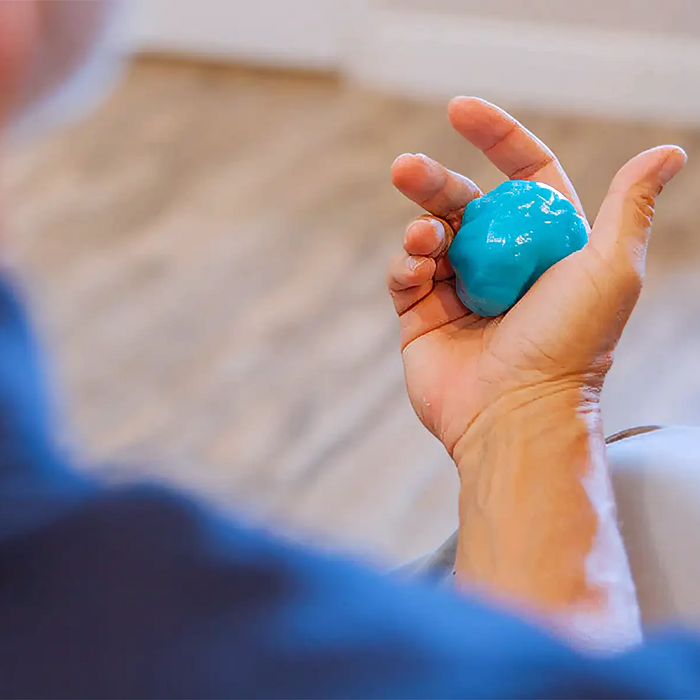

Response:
(388, 97), (686, 463)
(389, 97), (686, 645)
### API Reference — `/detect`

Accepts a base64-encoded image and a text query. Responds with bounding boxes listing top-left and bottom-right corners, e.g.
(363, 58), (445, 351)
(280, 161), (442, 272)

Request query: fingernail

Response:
(393, 152), (415, 166)
(416, 215), (449, 251)
(407, 256), (425, 271)
(659, 147), (688, 185)
(427, 217), (446, 244)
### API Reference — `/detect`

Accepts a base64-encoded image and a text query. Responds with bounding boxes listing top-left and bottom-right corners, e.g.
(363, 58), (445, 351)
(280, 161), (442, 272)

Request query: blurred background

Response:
(5, 0), (700, 566)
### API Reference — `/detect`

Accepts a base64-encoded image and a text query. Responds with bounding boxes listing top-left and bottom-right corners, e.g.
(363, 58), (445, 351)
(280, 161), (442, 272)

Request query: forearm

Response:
(453, 384), (641, 650)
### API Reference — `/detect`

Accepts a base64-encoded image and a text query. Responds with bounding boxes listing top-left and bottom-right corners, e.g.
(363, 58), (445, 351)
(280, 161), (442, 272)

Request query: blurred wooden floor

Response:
(5, 58), (700, 565)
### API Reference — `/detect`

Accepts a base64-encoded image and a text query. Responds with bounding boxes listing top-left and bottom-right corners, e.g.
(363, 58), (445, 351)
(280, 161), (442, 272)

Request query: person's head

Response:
(0, 0), (127, 142)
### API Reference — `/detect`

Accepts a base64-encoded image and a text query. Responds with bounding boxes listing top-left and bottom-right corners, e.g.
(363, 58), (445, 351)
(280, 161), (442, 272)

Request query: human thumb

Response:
(591, 145), (687, 268)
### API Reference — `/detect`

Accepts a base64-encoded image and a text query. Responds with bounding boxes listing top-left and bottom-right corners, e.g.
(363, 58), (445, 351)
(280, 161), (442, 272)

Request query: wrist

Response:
(452, 381), (614, 611)
(453, 381), (603, 476)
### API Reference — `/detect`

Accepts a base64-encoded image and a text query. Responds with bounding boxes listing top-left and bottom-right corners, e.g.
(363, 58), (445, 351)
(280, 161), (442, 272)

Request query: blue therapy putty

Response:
(447, 180), (588, 317)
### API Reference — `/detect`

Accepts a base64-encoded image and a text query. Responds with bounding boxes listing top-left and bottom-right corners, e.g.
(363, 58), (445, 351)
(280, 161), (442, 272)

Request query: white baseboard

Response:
(345, 9), (700, 125)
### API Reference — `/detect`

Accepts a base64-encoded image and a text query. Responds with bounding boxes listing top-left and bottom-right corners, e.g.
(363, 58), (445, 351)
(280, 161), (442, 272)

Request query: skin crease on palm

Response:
(388, 96), (688, 464)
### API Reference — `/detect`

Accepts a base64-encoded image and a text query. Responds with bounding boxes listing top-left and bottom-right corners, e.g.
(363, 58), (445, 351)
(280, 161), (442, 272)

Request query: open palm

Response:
(388, 98), (685, 456)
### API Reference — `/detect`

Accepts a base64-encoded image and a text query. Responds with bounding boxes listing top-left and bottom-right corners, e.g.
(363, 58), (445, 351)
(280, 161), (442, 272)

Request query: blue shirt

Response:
(1, 273), (699, 699)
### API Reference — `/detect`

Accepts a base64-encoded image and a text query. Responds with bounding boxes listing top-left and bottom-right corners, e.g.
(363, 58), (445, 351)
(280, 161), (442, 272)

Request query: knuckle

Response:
(626, 182), (658, 231)
(617, 257), (645, 290)
(592, 242), (643, 296)
(608, 244), (645, 298)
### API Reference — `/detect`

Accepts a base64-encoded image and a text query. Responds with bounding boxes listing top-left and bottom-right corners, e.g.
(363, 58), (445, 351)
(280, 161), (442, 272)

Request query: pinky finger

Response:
(404, 216), (455, 281)
(387, 253), (436, 292)
(387, 254), (436, 314)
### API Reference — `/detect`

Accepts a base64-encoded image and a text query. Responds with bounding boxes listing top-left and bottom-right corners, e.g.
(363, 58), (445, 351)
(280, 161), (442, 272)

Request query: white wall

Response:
(346, 0), (700, 124)
(133, 0), (359, 69)
(377, 0), (700, 38)
(134, 0), (700, 124)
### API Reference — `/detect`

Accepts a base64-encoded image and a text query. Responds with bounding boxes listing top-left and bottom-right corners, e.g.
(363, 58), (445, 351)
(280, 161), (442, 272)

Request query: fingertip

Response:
(659, 146), (688, 185)
(448, 95), (468, 112)
(391, 153), (445, 198)
(448, 95), (481, 113)
(404, 216), (448, 256)
(612, 145), (688, 191)
(448, 97), (518, 153)
(593, 144), (688, 256)
(448, 96), (504, 124)
(406, 255), (427, 272)
(639, 144), (686, 166)
(391, 153), (415, 178)
(407, 255), (436, 280)
(447, 96), (475, 126)
(387, 251), (436, 292)
(391, 153), (417, 189)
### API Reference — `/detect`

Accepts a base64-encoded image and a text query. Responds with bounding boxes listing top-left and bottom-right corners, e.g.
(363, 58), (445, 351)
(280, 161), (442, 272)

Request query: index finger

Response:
(448, 97), (586, 219)
(391, 153), (483, 231)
